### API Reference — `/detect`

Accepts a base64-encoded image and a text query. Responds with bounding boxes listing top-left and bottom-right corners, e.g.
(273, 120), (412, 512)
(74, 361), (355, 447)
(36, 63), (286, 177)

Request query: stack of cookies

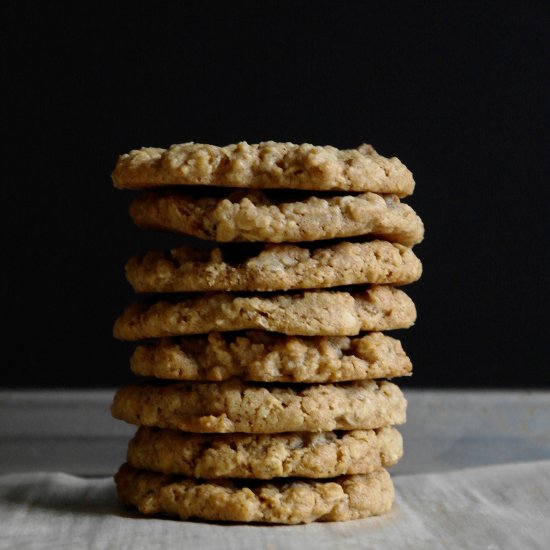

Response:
(110, 141), (423, 524)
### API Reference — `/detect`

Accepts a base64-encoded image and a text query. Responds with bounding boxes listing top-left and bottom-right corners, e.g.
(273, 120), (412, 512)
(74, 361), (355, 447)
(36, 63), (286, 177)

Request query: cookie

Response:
(128, 190), (424, 246)
(130, 331), (412, 382)
(113, 285), (416, 340)
(115, 463), (393, 523)
(126, 426), (402, 479)
(112, 141), (414, 196)
(111, 379), (406, 433)
(125, 240), (422, 293)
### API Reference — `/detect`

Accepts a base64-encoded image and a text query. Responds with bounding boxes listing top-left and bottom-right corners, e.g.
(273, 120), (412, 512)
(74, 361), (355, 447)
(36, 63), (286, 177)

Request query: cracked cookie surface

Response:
(111, 379), (406, 433)
(126, 426), (402, 479)
(128, 190), (424, 245)
(126, 240), (422, 292)
(113, 285), (416, 339)
(112, 141), (414, 196)
(130, 331), (412, 382)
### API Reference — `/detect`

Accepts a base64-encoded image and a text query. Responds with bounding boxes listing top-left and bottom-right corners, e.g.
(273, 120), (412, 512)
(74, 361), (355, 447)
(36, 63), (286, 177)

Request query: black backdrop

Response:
(2, 1), (549, 387)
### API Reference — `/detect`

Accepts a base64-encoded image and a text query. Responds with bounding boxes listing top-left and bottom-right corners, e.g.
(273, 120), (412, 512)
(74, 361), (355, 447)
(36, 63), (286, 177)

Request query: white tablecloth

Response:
(1, 460), (549, 550)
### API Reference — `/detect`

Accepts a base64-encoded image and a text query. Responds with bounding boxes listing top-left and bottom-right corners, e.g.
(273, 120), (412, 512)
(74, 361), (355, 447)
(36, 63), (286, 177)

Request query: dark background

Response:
(2, 1), (548, 388)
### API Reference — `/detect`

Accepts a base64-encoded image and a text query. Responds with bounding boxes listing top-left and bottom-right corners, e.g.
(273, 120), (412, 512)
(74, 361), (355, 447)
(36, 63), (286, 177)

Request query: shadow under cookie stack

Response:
(110, 141), (423, 524)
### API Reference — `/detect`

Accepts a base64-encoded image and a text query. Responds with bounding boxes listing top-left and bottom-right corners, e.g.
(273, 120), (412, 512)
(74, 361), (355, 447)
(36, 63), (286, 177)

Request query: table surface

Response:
(1, 389), (549, 549)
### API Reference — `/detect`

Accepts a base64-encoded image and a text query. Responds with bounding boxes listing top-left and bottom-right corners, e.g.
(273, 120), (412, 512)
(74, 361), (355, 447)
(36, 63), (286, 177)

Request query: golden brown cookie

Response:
(111, 379), (406, 433)
(125, 240), (422, 293)
(126, 426), (402, 479)
(112, 141), (414, 196)
(113, 285), (416, 340)
(130, 331), (412, 383)
(115, 463), (394, 523)
(128, 190), (424, 246)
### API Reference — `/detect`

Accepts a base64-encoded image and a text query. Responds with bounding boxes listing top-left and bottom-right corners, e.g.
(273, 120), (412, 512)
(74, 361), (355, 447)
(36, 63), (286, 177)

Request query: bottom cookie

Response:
(115, 464), (394, 524)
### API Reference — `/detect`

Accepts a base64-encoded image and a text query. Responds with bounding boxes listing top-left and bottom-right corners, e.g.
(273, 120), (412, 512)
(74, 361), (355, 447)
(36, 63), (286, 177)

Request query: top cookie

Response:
(112, 141), (415, 196)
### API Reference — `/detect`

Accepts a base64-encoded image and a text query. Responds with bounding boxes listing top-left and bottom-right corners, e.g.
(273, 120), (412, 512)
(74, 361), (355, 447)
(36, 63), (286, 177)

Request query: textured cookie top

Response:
(130, 331), (412, 383)
(115, 464), (394, 523)
(126, 240), (422, 293)
(113, 285), (416, 339)
(111, 379), (406, 433)
(127, 426), (403, 479)
(112, 141), (415, 196)
(129, 190), (424, 245)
